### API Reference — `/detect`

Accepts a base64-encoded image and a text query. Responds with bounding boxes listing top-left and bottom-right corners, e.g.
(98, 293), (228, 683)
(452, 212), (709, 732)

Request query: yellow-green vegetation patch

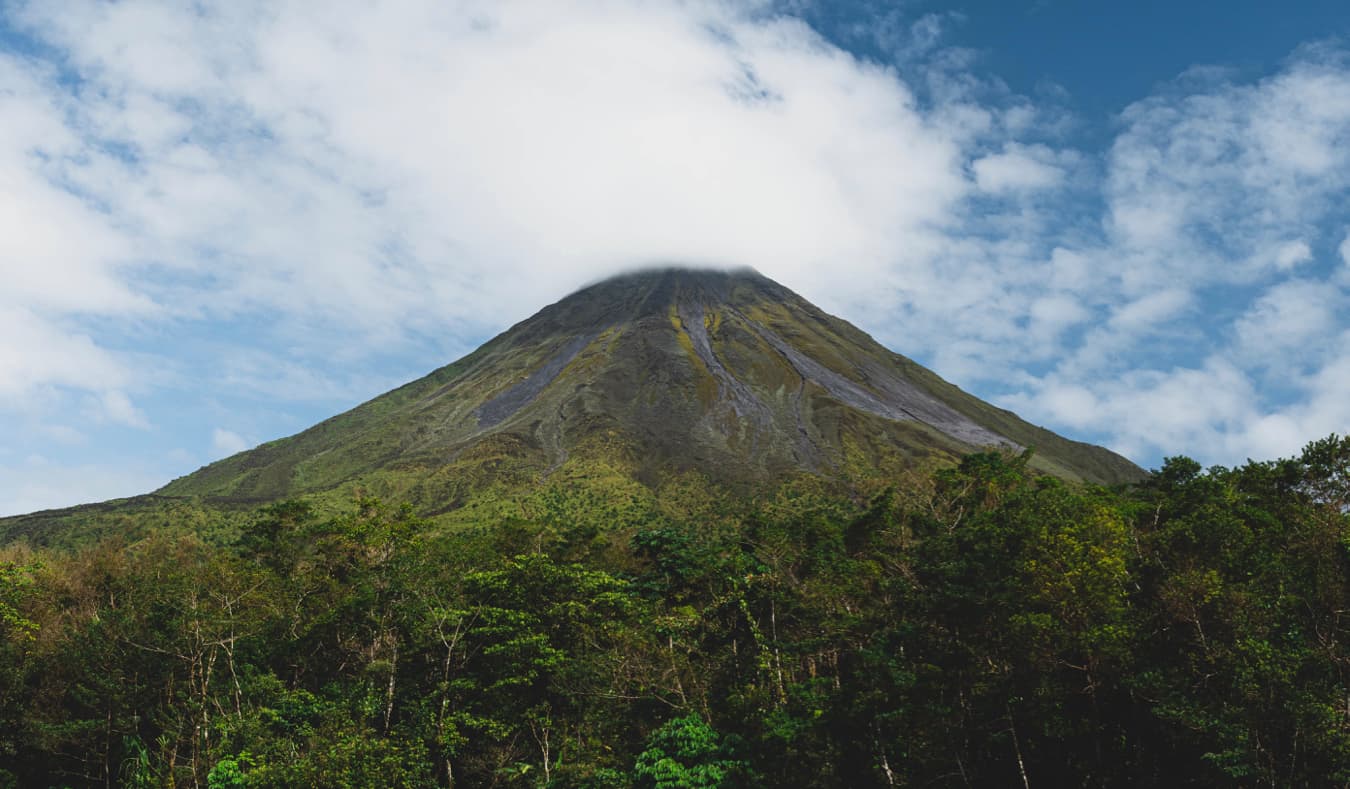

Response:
(601, 324), (626, 353)
(668, 304), (719, 408)
(737, 319), (800, 390)
(557, 334), (607, 379)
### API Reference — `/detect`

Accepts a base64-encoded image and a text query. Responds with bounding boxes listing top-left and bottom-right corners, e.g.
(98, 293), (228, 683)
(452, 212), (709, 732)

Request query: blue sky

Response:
(2, 0), (1350, 515)
(879, 0), (1350, 113)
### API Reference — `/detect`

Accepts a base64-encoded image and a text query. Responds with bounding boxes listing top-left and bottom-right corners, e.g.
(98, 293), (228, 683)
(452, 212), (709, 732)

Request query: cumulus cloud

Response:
(4, 0), (978, 330)
(1006, 360), (1264, 464)
(3, 1), (1350, 510)
(0, 0), (992, 498)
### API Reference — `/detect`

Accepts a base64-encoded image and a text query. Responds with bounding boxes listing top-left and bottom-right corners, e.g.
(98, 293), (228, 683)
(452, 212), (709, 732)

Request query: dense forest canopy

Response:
(3, 436), (1349, 787)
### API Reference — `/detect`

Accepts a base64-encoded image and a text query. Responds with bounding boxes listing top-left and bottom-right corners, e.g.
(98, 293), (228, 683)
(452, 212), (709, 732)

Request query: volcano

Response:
(3, 267), (1142, 544)
(165, 268), (1140, 498)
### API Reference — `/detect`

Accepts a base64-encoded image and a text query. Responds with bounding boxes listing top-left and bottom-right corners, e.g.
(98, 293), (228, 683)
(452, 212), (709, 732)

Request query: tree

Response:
(634, 715), (744, 789)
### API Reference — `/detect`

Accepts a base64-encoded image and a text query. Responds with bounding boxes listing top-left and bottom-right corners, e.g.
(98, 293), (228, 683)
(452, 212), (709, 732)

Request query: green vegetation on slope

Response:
(4, 437), (1348, 787)
(152, 268), (1143, 503)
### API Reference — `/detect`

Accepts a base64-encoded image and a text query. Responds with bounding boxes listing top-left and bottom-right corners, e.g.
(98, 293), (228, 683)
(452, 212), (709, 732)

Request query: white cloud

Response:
(2, 1), (1350, 512)
(1271, 240), (1314, 270)
(0, 307), (131, 408)
(1110, 289), (1192, 333)
(1027, 293), (1090, 341)
(979, 49), (1350, 467)
(1233, 278), (1342, 367)
(0, 0), (993, 493)
(972, 144), (1066, 193)
(4, 0), (975, 331)
(1007, 359), (1263, 465)
(0, 60), (147, 317)
(97, 391), (150, 429)
(210, 428), (250, 459)
(1101, 51), (1350, 292)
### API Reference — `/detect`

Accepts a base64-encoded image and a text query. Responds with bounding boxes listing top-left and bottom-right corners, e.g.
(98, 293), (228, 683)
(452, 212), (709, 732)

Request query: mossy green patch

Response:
(668, 304), (719, 408)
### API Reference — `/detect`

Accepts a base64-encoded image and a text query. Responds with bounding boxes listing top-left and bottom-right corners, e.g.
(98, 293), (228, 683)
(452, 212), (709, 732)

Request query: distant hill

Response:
(1, 267), (1144, 545)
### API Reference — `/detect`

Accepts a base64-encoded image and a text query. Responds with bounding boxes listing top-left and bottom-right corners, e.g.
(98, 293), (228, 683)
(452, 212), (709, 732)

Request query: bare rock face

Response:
(157, 267), (1144, 506)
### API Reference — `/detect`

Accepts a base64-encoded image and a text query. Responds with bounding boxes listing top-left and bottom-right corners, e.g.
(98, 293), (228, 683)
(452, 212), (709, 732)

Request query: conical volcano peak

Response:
(575, 265), (781, 302)
(146, 267), (1142, 510)
(522, 266), (794, 335)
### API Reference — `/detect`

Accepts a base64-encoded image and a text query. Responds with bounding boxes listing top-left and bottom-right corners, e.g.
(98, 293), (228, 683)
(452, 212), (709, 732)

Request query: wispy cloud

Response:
(0, 0), (992, 506)
(210, 428), (250, 459)
(990, 45), (1350, 464)
(1, 2), (1349, 514)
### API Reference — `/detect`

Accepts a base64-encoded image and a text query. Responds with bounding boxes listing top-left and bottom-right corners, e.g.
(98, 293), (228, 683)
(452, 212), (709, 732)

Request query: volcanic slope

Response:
(3, 268), (1143, 544)
(168, 268), (1140, 498)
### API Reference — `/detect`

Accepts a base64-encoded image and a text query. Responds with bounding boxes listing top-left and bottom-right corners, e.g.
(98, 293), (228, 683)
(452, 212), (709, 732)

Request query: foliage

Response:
(634, 715), (744, 788)
(3, 437), (1349, 786)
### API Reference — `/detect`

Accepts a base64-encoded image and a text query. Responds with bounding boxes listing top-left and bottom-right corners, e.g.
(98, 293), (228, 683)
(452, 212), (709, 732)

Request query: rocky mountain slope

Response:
(165, 268), (1141, 496)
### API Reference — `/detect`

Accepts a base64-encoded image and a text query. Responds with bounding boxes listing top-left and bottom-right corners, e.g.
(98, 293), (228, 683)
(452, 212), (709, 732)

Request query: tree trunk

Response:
(383, 639), (399, 733)
(1007, 702), (1031, 789)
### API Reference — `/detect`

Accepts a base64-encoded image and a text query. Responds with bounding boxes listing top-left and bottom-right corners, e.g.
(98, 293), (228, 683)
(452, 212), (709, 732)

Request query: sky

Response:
(3, 0), (1350, 516)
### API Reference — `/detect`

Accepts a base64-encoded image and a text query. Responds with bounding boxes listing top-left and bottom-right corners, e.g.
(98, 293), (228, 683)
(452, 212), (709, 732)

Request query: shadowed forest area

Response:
(2, 436), (1349, 787)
